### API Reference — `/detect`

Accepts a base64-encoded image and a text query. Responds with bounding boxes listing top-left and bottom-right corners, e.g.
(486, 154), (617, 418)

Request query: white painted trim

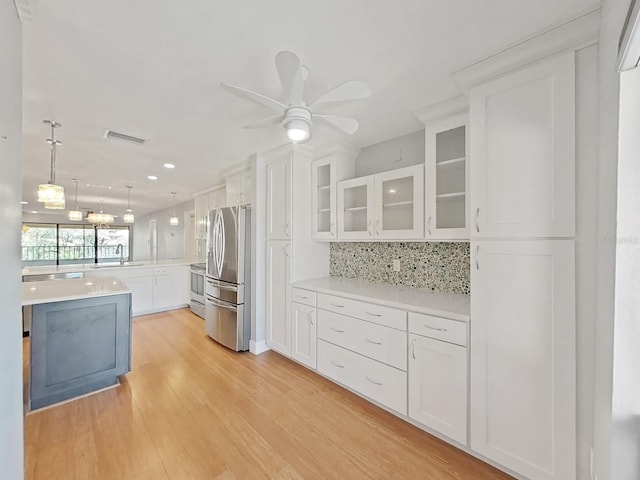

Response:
(414, 96), (468, 125)
(259, 142), (314, 164)
(452, 8), (600, 91)
(250, 339), (270, 355)
(14, 0), (34, 23)
(221, 158), (252, 178)
(314, 144), (361, 160)
(618, 0), (640, 71)
(193, 183), (225, 198)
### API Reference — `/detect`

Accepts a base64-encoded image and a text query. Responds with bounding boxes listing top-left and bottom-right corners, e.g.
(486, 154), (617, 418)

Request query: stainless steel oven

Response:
(189, 263), (205, 318)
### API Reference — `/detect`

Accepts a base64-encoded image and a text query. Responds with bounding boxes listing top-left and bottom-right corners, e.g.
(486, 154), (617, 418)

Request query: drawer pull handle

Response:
(365, 311), (382, 317)
(365, 338), (382, 345)
(424, 324), (448, 332)
(330, 303), (345, 308)
(365, 376), (383, 386)
(411, 339), (416, 359)
(330, 326), (345, 333)
(296, 295), (309, 299)
(331, 361), (345, 369)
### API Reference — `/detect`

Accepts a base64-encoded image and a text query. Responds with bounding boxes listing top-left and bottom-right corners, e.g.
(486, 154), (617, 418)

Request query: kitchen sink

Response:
(89, 262), (144, 268)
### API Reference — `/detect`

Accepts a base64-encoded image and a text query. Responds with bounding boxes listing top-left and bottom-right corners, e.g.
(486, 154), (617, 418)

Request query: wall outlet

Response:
(393, 259), (401, 272)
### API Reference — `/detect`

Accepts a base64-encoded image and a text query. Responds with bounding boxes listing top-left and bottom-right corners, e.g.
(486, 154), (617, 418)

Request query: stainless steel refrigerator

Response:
(205, 205), (251, 351)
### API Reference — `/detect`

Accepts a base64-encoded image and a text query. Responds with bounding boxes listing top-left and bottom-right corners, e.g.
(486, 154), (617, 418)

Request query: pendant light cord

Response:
(44, 120), (61, 185)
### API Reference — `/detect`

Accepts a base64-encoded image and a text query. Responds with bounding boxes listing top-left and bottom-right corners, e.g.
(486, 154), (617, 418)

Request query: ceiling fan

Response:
(221, 51), (371, 143)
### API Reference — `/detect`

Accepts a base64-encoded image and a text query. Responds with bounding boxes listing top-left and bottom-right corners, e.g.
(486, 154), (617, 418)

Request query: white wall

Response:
(611, 64), (640, 480)
(354, 130), (424, 177)
(0, 1), (25, 478)
(132, 199), (194, 261)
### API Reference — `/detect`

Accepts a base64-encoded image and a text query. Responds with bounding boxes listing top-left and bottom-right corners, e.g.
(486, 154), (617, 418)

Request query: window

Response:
(21, 223), (131, 266)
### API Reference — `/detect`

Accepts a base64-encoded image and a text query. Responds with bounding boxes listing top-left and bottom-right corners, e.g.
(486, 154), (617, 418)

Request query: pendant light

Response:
(123, 185), (135, 224)
(68, 178), (83, 221)
(38, 120), (65, 209)
(87, 199), (114, 228)
(169, 192), (179, 226)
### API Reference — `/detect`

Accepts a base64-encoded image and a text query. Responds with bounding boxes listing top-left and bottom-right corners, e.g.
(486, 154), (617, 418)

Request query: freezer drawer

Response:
(204, 295), (249, 351)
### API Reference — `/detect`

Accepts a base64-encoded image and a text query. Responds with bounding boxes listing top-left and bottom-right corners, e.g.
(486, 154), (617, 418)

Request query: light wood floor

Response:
(24, 308), (513, 480)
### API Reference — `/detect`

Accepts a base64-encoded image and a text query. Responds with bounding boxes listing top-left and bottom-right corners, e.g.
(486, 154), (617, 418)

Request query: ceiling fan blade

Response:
(220, 82), (287, 112)
(309, 80), (372, 107)
(276, 51), (304, 105)
(243, 114), (285, 129)
(314, 114), (359, 135)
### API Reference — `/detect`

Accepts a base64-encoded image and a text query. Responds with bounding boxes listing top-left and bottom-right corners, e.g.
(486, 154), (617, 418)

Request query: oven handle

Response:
(206, 278), (238, 292)
(206, 295), (238, 312)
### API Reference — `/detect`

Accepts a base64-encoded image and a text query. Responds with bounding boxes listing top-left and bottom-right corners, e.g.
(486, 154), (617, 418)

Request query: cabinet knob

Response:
(475, 245), (480, 270)
(427, 216), (432, 235)
(411, 339), (416, 359)
(475, 207), (480, 233)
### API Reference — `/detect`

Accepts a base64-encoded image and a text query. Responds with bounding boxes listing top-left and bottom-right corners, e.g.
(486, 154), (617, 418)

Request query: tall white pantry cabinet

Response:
(264, 144), (328, 358)
(469, 51), (576, 480)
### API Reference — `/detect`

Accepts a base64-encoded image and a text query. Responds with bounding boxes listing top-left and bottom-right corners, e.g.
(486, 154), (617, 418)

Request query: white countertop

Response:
(22, 276), (131, 306)
(22, 259), (190, 277)
(292, 277), (470, 322)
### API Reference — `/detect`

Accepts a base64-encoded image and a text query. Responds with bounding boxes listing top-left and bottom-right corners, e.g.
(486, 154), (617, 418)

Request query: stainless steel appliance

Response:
(189, 262), (205, 318)
(205, 205), (251, 351)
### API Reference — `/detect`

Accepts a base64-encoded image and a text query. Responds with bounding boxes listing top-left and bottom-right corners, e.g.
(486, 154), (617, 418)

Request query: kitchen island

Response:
(23, 277), (132, 410)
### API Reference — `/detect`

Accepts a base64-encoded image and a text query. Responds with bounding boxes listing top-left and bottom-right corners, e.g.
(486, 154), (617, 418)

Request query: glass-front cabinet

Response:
(311, 151), (356, 241)
(425, 113), (469, 239)
(337, 164), (424, 241)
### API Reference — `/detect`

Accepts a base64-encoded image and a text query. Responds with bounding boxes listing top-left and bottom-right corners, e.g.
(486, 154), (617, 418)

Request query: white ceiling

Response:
(21, 0), (599, 218)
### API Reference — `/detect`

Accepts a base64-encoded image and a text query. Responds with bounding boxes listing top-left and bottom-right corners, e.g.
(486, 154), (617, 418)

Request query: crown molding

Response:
(414, 95), (468, 125)
(258, 142), (314, 164)
(314, 144), (361, 161)
(220, 158), (252, 178)
(452, 8), (600, 91)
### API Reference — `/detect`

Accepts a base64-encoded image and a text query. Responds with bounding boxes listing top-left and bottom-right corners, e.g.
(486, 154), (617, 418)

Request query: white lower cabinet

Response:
(408, 333), (467, 445)
(85, 265), (189, 316)
(291, 301), (317, 369)
(317, 339), (407, 415)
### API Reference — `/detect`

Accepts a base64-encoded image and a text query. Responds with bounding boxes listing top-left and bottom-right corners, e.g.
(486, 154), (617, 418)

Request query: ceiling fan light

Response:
(286, 123), (310, 142)
(68, 209), (83, 221)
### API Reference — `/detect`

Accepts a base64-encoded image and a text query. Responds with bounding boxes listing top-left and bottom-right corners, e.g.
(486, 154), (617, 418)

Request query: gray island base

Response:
(23, 278), (132, 411)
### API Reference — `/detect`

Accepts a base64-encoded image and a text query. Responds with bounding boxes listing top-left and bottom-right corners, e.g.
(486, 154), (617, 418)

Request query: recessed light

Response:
(163, 163), (175, 169)
(21, 201), (28, 205)
(147, 175), (158, 180)
(30, 210), (38, 214)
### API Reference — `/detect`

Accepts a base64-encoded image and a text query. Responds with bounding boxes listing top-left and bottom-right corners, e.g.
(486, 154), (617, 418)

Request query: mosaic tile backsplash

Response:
(329, 242), (470, 294)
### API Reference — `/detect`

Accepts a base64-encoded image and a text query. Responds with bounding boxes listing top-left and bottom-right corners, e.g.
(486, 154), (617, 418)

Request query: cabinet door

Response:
(153, 272), (173, 310)
(408, 334), (467, 445)
(374, 164), (424, 239)
(240, 171), (252, 205)
(124, 276), (154, 316)
(291, 302), (317, 369)
(194, 194), (209, 240)
(312, 156), (336, 240)
(470, 240), (575, 480)
(266, 241), (291, 356)
(470, 52), (575, 238)
(425, 113), (469, 240)
(225, 173), (242, 206)
(266, 156), (292, 240)
(217, 188), (227, 208)
(337, 176), (374, 240)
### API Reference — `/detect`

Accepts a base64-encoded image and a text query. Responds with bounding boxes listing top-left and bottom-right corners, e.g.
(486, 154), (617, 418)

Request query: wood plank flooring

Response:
(24, 308), (513, 480)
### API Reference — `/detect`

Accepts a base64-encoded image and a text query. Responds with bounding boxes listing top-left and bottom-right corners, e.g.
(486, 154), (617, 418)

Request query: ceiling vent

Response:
(104, 129), (146, 145)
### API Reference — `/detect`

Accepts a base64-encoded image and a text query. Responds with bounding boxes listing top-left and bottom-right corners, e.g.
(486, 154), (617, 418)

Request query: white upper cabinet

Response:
(194, 194), (209, 240)
(470, 52), (575, 238)
(337, 175), (375, 240)
(425, 113), (469, 240)
(224, 164), (252, 206)
(266, 155), (292, 240)
(337, 165), (424, 240)
(207, 187), (226, 210)
(311, 149), (356, 241)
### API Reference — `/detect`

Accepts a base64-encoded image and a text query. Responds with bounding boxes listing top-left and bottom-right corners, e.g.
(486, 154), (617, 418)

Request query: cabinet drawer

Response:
(317, 340), (407, 415)
(317, 293), (406, 330)
(408, 312), (467, 347)
(291, 287), (316, 307)
(318, 310), (407, 370)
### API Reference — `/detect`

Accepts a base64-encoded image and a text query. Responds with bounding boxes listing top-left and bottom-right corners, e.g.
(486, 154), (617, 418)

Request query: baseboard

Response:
(249, 339), (270, 355)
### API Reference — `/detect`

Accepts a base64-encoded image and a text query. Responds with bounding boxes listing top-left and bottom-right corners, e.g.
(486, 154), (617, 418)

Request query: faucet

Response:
(115, 244), (124, 265)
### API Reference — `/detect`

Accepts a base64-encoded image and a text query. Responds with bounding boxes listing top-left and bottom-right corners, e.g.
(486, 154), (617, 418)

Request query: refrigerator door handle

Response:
(206, 295), (238, 312)
(206, 278), (239, 292)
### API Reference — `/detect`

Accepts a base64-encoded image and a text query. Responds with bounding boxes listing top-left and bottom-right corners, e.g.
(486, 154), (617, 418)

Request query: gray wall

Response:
(132, 199), (194, 261)
(354, 130), (424, 177)
(0, 1), (25, 478)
